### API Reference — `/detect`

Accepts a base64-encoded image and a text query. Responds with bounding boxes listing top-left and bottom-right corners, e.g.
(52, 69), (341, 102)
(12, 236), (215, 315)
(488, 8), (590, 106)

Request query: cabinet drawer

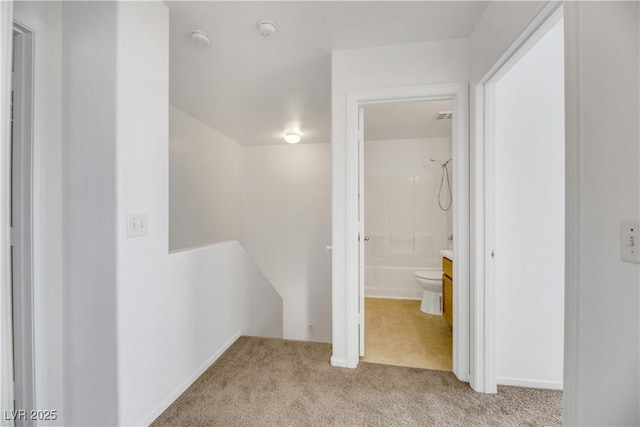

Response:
(443, 274), (453, 326)
(442, 257), (453, 279)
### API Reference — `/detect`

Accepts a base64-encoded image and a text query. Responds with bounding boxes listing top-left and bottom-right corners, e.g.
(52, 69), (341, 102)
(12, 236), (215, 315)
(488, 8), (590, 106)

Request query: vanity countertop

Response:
(440, 249), (453, 261)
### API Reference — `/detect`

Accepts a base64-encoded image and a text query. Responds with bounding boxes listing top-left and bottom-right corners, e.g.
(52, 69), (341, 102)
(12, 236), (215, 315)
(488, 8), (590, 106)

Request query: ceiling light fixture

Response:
(284, 132), (301, 144)
(257, 20), (277, 38)
(189, 30), (211, 47)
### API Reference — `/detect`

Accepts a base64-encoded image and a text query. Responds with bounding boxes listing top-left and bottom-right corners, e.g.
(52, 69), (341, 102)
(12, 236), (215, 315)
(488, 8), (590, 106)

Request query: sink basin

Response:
(440, 249), (453, 261)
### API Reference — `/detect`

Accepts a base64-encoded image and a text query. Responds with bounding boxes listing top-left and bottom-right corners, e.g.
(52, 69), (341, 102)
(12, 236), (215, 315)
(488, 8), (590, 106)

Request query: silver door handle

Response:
(364, 236), (370, 241)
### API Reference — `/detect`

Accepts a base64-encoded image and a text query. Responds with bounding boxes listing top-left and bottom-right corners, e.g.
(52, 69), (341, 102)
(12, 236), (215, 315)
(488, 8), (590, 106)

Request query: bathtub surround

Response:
(364, 137), (452, 299)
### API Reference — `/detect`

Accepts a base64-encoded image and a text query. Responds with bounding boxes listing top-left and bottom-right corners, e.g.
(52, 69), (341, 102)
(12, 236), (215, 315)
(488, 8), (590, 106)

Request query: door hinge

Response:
(9, 226), (15, 247)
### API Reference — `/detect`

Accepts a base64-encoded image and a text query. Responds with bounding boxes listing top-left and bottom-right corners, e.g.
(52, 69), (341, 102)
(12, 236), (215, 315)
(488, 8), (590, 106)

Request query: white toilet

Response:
(414, 270), (443, 315)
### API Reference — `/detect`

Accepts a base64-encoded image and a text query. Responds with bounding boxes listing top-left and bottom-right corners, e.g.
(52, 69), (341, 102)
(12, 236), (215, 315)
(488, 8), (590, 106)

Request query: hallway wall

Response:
(12, 1), (64, 422)
(13, 2), (283, 425)
(168, 106), (332, 343)
(244, 143), (332, 342)
(564, 2), (639, 424)
(470, 2), (639, 424)
(331, 38), (469, 366)
(169, 105), (245, 250)
(115, 3), (282, 425)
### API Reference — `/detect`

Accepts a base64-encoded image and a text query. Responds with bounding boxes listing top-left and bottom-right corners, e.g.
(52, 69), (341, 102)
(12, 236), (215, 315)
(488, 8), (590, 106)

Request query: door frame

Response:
(0, 0), (14, 418)
(473, 1), (564, 393)
(11, 19), (36, 421)
(344, 83), (470, 381)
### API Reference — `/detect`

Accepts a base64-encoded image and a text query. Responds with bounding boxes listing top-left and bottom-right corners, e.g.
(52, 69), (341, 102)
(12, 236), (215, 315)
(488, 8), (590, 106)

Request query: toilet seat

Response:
(415, 270), (442, 281)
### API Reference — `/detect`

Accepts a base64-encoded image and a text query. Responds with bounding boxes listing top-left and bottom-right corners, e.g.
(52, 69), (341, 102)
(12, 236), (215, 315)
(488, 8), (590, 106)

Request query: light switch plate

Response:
(620, 219), (639, 263)
(127, 214), (147, 237)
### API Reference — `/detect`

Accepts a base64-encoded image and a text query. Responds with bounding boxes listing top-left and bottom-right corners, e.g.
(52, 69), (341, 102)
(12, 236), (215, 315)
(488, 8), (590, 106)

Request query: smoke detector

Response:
(257, 20), (277, 38)
(189, 30), (211, 47)
(434, 111), (453, 120)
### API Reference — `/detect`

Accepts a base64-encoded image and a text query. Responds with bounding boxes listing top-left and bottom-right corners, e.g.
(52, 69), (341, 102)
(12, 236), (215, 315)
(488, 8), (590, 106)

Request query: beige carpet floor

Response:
(152, 336), (562, 426)
(362, 298), (452, 371)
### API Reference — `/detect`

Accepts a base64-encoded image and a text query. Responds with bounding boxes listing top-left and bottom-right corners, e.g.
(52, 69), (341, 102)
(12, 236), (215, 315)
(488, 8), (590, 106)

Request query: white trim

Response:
(138, 331), (242, 427)
(0, 0), (15, 420)
(473, 1), (564, 394)
(329, 356), (350, 368)
(497, 377), (563, 391)
(11, 20), (36, 420)
(357, 106), (364, 357)
(337, 83), (469, 382)
(364, 295), (422, 301)
(562, 2), (582, 424)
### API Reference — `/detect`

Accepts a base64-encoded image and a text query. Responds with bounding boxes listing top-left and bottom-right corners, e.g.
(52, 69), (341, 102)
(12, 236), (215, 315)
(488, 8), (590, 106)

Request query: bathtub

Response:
(364, 265), (441, 300)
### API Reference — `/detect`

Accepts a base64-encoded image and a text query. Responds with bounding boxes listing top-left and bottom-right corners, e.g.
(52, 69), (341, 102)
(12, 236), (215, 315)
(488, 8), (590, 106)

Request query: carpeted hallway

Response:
(152, 336), (562, 426)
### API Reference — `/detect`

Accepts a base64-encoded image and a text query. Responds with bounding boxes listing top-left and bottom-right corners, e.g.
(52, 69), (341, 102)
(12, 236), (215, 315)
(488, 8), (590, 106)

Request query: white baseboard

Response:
(364, 294), (421, 301)
(365, 288), (422, 300)
(139, 331), (242, 426)
(330, 356), (356, 368)
(497, 376), (563, 390)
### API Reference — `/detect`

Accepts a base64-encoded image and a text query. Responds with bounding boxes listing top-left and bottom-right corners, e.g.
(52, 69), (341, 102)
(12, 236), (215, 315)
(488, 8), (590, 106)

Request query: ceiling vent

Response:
(434, 111), (453, 120)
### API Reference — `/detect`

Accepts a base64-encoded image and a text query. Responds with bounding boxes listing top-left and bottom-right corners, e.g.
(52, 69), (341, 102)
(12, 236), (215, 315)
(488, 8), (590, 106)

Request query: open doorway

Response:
(476, 3), (565, 392)
(339, 82), (469, 379)
(360, 100), (454, 371)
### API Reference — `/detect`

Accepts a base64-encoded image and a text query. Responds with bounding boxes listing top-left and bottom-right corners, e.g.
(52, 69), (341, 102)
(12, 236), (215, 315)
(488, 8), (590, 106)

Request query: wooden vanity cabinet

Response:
(442, 257), (453, 327)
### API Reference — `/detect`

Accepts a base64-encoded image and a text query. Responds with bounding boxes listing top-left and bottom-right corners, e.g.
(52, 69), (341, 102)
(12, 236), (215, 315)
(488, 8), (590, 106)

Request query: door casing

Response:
(342, 83), (470, 383)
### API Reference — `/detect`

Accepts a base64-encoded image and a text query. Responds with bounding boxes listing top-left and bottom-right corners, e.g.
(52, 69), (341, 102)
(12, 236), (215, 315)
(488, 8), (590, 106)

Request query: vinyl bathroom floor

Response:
(361, 297), (452, 371)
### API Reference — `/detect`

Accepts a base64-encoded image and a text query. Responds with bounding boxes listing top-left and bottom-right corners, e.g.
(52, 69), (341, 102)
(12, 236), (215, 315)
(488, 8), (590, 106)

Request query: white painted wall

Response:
(564, 2), (639, 425)
(114, 3), (282, 426)
(331, 39), (469, 365)
(8, 2), (284, 426)
(61, 3), (119, 423)
(470, 1), (639, 423)
(244, 143), (332, 342)
(169, 105), (244, 250)
(469, 2), (548, 85)
(12, 2), (64, 422)
(168, 108), (332, 343)
(493, 19), (565, 389)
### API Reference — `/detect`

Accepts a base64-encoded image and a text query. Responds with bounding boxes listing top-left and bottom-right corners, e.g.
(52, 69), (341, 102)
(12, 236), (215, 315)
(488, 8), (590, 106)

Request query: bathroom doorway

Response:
(339, 82), (469, 380)
(359, 99), (454, 371)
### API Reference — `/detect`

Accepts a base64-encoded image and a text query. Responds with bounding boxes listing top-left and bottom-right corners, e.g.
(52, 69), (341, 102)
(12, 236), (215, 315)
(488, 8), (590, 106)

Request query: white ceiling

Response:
(166, 1), (488, 146)
(364, 100), (453, 141)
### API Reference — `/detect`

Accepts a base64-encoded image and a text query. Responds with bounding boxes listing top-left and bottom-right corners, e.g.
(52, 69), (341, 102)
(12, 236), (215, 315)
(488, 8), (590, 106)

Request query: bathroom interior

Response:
(361, 99), (454, 371)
